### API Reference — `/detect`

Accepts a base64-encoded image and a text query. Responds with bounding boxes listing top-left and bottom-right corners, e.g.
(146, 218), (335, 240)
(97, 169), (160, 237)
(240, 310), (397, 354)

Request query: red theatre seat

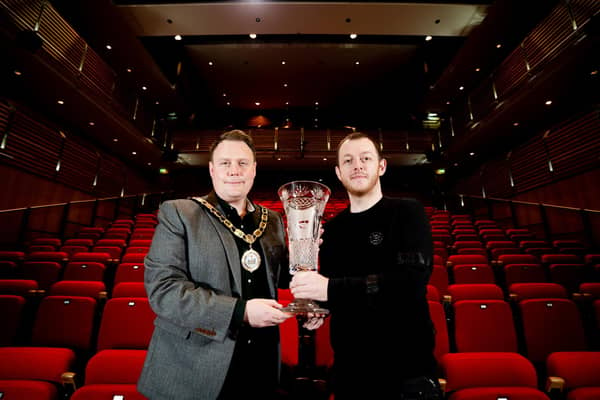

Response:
(0, 346), (76, 400)
(441, 352), (550, 400)
(546, 351), (600, 400)
(96, 297), (155, 351)
(70, 349), (148, 400)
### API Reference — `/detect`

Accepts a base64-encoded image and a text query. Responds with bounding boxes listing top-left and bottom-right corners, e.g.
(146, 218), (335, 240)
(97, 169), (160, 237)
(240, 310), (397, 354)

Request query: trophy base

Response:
(281, 299), (329, 316)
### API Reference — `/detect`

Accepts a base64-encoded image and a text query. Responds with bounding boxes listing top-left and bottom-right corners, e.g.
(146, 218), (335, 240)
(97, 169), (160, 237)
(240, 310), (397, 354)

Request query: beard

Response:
(342, 174), (379, 197)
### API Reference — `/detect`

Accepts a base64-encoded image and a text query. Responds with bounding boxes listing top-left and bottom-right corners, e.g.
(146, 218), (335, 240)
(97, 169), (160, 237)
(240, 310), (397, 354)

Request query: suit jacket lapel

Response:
(200, 192), (243, 295)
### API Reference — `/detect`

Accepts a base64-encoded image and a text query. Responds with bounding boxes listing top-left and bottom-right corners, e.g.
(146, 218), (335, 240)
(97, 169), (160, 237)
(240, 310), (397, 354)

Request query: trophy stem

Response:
(281, 298), (329, 315)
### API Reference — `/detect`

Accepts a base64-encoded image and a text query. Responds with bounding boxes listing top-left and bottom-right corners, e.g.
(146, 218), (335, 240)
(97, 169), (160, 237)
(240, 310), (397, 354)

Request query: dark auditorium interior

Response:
(0, 0), (599, 399)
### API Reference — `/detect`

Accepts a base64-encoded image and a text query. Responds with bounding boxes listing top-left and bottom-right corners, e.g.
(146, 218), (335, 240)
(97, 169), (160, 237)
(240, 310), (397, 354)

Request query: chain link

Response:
(194, 197), (268, 245)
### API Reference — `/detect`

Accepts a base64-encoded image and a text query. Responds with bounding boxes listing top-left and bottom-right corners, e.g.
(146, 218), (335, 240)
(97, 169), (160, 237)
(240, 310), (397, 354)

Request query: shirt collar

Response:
(215, 193), (256, 217)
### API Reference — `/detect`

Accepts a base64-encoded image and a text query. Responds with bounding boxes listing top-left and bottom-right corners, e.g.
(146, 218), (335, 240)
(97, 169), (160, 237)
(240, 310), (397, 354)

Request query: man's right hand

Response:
(244, 298), (293, 327)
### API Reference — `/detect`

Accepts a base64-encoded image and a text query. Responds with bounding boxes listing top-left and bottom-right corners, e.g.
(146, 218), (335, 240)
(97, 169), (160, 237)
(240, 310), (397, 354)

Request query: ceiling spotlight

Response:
(106, 44), (112, 50)
(223, 93), (227, 97)
(142, 86), (147, 91)
(285, 101), (289, 105)
(226, 102), (230, 106)
(469, 152), (475, 156)
(354, 61), (360, 65)
(249, 33), (257, 39)
(155, 101), (160, 105)
(446, 101), (451, 105)
(255, 102), (260, 106)
(475, 67), (481, 72)
(459, 86), (464, 91)
(591, 70), (598, 76)
(113, 138), (119, 142)
(349, 33), (357, 39)
(545, 100), (553, 105)
(315, 101), (319, 105)
(281, 60), (286, 65)
(89, 122), (95, 126)
(132, 151), (137, 155)
(496, 43), (502, 49)
(425, 35), (433, 41)
(174, 35), (182, 41)
(57, 100), (64, 105)
(126, 68), (132, 73)
(513, 122), (519, 126)
(283, 83), (288, 87)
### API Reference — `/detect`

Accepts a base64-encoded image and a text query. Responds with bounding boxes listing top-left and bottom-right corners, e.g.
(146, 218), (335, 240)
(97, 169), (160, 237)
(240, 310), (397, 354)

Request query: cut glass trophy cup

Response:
(278, 180), (331, 315)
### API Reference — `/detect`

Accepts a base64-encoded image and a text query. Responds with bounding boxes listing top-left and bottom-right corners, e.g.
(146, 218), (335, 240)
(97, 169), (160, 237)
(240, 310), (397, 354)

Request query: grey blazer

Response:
(137, 193), (287, 399)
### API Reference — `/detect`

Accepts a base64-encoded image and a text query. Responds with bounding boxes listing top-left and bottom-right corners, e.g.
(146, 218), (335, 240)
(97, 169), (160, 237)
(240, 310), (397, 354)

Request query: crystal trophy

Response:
(278, 180), (331, 315)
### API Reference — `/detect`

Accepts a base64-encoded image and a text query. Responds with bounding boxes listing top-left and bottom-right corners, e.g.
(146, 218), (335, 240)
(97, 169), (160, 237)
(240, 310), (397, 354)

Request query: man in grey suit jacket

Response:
(138, 130), (305, 399)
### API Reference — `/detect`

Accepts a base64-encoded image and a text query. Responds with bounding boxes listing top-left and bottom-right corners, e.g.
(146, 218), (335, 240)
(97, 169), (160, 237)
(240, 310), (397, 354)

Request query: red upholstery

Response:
(0, 380), (59, 400)
(71, 385), (148, 400)
(120, 253), (146, 264)
(112, 282), (147, 298)
(32, 296), (98, 351)
(579, 283), (600, 300)
(504, 263), (546, 286)
(70, 252), (112, 265)
(0, 279), (38, 295)
(125, 246), (150, 254)
(453, 241), (484, 250)
(447, 254), (488, 267)
(0, 295), (25, 345)
(49, 281), (107, 300)
(509, 283), (568, 301)
(497, 254), (538, 266)
(490, 247), (522, 260)
(91, 246), (123, 261)
(62, 261), (106, 281)
(447, 284), (504, 303)
(0, 251), (25, 262)
(442, 352), (538, 391)
(128, 239), (153, 247)
(85, 349), (147, 384)
(547, 352), (600, 391)
(63, 238), (94, 247)
(428, 264), (449, 296)
(95, 239), (127, 248)
(70, 349), (149, 399)
(549, 263), (586, 293)
(30, 238), (62, 248)
(442, 352), (550, 400)
(59, 245), (89, 259)
(279, 299), (299, 367)
(315, 316), (333, 368)
(428, 301), (449, 363)
(519, 298), (587, 363)
(426, 284), (441, 302)
(452, 264), (495, 284)
(0, 346), (76, 399)
(453, 300), (518, 353)
(448, 386), (550, 399)
(22, 261), (62, 289)
(97, 298), (155, 350)
(114, 262), (145, 284)
(25, 251), (68, 263)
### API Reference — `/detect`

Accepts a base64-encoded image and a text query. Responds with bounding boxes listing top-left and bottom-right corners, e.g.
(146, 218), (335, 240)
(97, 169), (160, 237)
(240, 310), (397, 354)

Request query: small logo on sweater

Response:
(369, 231), (384, 245)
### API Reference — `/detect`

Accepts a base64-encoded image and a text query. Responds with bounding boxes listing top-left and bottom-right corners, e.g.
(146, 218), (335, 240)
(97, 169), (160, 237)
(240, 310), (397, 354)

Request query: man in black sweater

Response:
(289, 132), (442, 399)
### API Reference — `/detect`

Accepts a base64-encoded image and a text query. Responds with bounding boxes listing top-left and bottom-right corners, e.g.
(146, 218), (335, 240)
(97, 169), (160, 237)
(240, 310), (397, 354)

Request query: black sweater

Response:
(320, 196), (437, 392)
